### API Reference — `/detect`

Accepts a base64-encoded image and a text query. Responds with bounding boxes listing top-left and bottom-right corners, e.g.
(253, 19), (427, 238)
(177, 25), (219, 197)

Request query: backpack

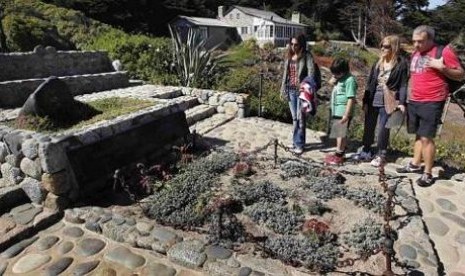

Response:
(435, 45), (465, 95)
(302, 54), (321, 116)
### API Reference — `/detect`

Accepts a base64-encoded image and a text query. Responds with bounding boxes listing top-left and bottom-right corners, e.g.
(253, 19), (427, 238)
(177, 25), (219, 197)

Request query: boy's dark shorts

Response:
(407, 101), (445, 138)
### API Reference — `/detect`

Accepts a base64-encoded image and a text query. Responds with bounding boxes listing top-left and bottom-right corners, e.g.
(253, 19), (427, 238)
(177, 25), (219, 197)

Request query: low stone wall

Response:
(0, 101), (191, 210)
(0, 72), (130, 108)
(180, 87), (248, 118)
(0, 46), (114, 82)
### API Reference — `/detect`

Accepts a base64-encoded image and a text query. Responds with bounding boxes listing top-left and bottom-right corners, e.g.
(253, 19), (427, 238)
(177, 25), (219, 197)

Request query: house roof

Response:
(174, 16), (234, 28)
(230, 6), (307, 27)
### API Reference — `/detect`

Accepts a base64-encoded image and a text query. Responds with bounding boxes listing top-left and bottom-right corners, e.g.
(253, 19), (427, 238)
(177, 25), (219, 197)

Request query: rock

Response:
(167, 240), (207, 268)
(205, 245), (232, 260)
(136, 221), (153, 235)
(3, 131), (26, 155)
(35, 236), (60, 251)
(43, 257), (73, 276)
(441, 212), (465, 228)
(20, 177), (47, 203)
(104, 246), (146, 270)
(38, 142), (68, 174)
(44, 193), (69, 211)
(1, 236), (39, 259)
(144, 262), (177, 276)
(451, 173), (465, 182)
(20, 158), (42, 179)
(224, 102), (239, 116)
(1, 162), (23, 186)
(137, 236), (154, 249)
(76, 238), (106, 256)
(63, 227), (84, 238)
(5, 153), (22, 167)
(44, 46), (57, 55)
(424, 217), (450, 236)
(436, 198), (458, 212)
(64, 209), (85, 224)
(152, 228), (181, 244)
(85, 221), (102, 233)
(0, 261), (7, 275)
(72, 260), (100, 275)
(12, 253), (51, 273)
(238, 267), (253, 276)
(19, 77), (98, 124)
(42, 171), (70, 195)
(22, 139), (39, 159)
(11, 205), (43, 225)
(399, 244), (417, 260)
(33, 45), (46, 55)
(0, 142), (8, 162)
(57, 241), (74, 254)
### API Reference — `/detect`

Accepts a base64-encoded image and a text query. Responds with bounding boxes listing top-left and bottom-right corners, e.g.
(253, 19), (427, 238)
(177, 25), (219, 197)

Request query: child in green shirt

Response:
(325, 58), (358, 165)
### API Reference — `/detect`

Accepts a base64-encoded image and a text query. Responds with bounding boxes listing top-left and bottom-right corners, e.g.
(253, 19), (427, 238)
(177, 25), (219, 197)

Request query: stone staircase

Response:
(0, 48), (244, 252)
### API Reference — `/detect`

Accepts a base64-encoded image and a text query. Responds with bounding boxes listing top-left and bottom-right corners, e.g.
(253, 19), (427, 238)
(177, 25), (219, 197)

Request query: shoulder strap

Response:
(436, 45), (445, 59)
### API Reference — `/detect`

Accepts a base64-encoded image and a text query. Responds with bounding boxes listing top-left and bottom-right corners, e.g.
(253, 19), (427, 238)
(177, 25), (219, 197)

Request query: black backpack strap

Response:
(436, 45), (445, 59)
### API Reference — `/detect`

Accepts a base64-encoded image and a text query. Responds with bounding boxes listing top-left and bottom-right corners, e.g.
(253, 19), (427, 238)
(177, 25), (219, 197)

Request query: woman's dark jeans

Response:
(362, 105), (390, 157)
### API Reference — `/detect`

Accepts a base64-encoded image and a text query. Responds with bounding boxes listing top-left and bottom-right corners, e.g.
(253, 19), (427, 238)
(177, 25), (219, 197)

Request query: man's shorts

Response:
(407, 101), (445, 138)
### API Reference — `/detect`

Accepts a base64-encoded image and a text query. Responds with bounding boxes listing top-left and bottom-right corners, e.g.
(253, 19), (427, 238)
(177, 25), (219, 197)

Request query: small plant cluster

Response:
(280, 160), (321, 179)
(264, 235), (339, 272)
(345, 188), (386, 213)
(144, 152), (236, 228)
(233, 180), (287, 206)
(342, 218), (383, 259)
(245, 202), (303, 234)
(300, 174), (347, 200)
(302, 219), (335, 244)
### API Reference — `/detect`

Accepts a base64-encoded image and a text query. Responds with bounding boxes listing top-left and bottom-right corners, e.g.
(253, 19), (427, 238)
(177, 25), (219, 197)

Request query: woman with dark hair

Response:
(352, 35), (409, 167)
(280, 33), (318, 154)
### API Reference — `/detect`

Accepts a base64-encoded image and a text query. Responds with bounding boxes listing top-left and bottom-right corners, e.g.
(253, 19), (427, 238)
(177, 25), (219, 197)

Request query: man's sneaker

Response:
(352, 150), (373, 162)
(292, 147), (303, 155)
(370, 156), (384, 167)
(396, 162), (422, 173)
(416, 173), (434, 187)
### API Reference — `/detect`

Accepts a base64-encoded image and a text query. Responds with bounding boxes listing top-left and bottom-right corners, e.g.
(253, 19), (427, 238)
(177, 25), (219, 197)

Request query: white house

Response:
(218, 6), (307, 47)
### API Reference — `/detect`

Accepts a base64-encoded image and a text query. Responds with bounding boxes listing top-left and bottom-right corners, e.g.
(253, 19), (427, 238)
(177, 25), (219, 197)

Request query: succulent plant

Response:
(342, 217), (383, 259)
(233, 180), (287, 206)
(245, 202), (303, 234)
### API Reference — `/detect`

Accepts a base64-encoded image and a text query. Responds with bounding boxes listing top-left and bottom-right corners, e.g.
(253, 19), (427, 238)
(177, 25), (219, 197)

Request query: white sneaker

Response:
(370, 156), (384, 167)
(287, 143), (295, 149)
(292, 147), (303, 154)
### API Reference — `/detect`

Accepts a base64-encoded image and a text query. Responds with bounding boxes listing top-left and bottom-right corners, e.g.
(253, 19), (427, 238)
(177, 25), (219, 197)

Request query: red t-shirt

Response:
(410, 45), (462, 102)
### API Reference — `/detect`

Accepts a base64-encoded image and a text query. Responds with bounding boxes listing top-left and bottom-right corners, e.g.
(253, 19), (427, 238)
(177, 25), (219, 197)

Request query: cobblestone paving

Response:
(1, 116), (465, 275)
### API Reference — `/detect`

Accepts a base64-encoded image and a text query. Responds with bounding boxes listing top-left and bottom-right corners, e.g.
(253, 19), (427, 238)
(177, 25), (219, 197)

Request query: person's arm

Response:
(427, 46), (465, 81)
(341, 98), (354, 124)
(397, 59), (409, 113)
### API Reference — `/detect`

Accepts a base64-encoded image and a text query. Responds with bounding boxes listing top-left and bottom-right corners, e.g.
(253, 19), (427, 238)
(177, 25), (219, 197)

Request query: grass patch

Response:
(13, 97), (155, 132)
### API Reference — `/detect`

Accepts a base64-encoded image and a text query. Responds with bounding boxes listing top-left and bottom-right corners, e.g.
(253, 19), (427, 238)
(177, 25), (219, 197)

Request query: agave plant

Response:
(168, 25), (217, 87)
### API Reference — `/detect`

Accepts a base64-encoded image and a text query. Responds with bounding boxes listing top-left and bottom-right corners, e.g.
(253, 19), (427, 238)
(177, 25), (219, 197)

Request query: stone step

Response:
(0, 72), (130, 108)
(0, 203), (61, 252)
(74, 84), (183, 101)
(0, 186), (29, 216)
(185, 105), (217, 126)
(189, 113), (235, 135)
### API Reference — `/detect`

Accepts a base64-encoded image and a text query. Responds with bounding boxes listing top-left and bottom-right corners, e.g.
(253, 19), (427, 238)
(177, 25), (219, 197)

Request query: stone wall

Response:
(0, 101), (191, 210)
(0, 72), (129, 108)
(181, 87), (248, 118)
(0, 46), (114, 82)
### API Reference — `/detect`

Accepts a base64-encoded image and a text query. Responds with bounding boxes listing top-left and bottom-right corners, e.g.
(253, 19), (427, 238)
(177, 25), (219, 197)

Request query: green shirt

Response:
(330, 74), (357, 117)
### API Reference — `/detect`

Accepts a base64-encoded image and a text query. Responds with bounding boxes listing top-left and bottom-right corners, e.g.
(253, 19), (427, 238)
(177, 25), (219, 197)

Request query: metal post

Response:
(258, 72), (263, 117)
(192, 129), (196, 151)
(274, 139), (278, 167)
(379, 162), (394, 276)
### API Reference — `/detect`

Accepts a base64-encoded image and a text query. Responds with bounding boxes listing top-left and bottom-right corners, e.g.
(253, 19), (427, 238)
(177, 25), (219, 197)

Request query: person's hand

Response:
(397, 104), (406, 113)
(340, 115), (349, 124)
(425, 56), (445, 71)
(329, 76), (337, 86)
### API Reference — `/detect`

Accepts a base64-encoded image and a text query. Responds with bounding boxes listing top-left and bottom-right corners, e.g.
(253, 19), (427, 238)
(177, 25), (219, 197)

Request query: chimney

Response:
(218, 6), (224, 19)
(291, 12), (301, 23)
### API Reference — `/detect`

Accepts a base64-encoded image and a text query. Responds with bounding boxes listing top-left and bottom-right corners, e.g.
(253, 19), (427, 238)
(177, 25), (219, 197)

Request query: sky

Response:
(428, 0), (445, 9)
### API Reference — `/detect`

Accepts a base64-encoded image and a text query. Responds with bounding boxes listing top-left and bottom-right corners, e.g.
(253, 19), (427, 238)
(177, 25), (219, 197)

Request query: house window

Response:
(241, 27), (248, 34)
(236, 13), (240, 19)
(254, 26), (258, 33)
(269, 26), (274, 38)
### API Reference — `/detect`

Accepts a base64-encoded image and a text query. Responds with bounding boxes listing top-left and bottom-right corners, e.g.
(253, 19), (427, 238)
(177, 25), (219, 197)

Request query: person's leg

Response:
(295, 110), (306, 149)
(412, 137), (423, 166)
(377, 107), (390, 157)
(396, 102), (422, 173)
(288, 90), (298, 147)
(362, 105), (379, 152)
(421, 137), (435, 174)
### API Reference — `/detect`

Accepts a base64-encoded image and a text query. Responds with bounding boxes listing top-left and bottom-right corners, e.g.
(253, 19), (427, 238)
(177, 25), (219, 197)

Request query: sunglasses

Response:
(290, 43), (299, 47)
(381, 44), (392, 49)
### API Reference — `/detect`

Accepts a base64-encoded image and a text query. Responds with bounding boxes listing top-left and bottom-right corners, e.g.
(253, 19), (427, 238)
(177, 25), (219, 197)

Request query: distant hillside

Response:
(0, 0), (175, 84)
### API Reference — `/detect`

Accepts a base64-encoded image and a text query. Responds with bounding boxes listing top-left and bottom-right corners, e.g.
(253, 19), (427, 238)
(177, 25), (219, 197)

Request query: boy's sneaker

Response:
(396, 162), (422, 173)
(370, 156), (384, 167)
(352, 150), (373, 162)
(325, 154), (344, 165)
(417, 173), (434, 187)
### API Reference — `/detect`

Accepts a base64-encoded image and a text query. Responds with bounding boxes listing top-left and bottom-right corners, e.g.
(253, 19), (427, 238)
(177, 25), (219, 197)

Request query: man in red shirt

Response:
(397, 25), (464, 186)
